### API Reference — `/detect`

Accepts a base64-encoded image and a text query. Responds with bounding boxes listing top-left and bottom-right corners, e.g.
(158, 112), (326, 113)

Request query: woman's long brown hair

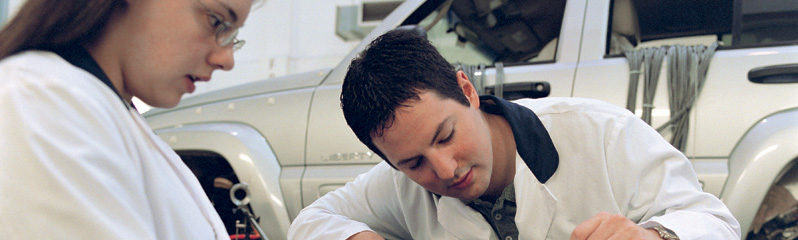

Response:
(0, 0), (126, 60)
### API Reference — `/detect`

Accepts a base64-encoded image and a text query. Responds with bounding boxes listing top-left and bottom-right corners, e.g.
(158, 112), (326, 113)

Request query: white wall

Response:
(1, 0), (25, 26)
(200, 0), (363, 96)
(2, 0), (377, 113)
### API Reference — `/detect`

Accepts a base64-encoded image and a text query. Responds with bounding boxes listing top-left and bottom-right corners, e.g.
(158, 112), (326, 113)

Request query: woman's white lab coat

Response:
(0, 50), (228, 239)
(288, 97), (740, 239)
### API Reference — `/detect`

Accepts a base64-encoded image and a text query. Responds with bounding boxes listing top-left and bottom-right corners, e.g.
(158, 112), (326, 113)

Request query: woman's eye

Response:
(208, 14), (223, 28)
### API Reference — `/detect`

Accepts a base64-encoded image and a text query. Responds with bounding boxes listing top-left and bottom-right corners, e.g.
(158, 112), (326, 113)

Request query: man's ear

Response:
(456, 70), (480, 109)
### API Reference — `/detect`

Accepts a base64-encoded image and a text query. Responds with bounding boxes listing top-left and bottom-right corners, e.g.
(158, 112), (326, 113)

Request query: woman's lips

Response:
(184, 76), (196, 93)
(450, 168), (473, 190)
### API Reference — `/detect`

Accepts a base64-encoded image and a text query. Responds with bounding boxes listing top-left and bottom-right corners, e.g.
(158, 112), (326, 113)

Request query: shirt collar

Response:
(479, 95), (559, 183)
(49, 45), (134, 110)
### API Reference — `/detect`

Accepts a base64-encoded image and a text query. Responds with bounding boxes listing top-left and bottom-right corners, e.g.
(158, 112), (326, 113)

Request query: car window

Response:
(735, 0), (798, 46)
(405, 0), (567, 66)
(607, 0), (798, 55)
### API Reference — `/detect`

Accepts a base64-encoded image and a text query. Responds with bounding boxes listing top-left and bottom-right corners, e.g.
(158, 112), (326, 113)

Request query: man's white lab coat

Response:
(288, 97), (740, 239)
(0, 50), (228, 239)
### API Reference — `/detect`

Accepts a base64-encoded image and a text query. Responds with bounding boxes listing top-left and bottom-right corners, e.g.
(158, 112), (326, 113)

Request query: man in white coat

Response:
(287, 28), (741, 239)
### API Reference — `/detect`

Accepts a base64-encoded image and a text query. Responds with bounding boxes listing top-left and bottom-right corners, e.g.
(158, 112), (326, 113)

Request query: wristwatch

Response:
(650, 225), (680, 240)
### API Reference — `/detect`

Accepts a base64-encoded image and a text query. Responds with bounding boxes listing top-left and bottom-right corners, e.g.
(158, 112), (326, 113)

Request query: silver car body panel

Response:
(721, 108), (798, 235)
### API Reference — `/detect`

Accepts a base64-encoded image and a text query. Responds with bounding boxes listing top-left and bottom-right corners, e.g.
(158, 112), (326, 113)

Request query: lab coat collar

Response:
(513, 157), (558, 240)
(479, 95), (559, 183)
(49, 45), (133, 110)
(435, 160), (558, 240)
(438, 196), (497, 239)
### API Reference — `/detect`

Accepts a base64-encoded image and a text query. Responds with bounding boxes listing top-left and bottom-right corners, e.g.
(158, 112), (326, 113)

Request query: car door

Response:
(572, 0), (798, 198)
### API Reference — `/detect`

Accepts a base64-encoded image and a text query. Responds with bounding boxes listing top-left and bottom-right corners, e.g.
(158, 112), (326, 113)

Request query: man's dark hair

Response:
(340, 28), (470, 167)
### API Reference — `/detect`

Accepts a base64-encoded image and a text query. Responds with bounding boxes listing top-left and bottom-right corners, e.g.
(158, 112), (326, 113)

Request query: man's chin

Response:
(458, 196), (480, 202)
(440, 191), (483, 202)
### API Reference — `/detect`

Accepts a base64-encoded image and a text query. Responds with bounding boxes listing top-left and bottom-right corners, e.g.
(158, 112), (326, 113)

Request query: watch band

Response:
(651, 225), (680, 240)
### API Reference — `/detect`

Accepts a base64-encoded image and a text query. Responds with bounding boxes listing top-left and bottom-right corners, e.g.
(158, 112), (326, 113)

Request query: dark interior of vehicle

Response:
(633, 0), (732, 42)
(448, 0), (566, 62)
(401, 0), (566, 63)
(619, 0), (797, 47)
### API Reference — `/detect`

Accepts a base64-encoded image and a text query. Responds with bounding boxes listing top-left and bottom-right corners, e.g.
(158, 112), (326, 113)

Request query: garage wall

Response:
(1, 0), (395, 113)
(203, 0), (365, 95)
(1, 0), (23, 26)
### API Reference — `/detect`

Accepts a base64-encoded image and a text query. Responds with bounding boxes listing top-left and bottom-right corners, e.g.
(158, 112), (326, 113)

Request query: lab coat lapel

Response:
(128, 110), (228, 238)
(437, 196), (497, 240)
(515, 160), (558, 240)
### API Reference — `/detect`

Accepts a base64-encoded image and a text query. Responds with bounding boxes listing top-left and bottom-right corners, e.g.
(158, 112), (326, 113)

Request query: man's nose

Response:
(427, 151), (456, 180)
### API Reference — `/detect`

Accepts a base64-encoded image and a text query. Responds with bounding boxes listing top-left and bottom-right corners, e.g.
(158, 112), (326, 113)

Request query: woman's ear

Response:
(456, 70), (480, 108)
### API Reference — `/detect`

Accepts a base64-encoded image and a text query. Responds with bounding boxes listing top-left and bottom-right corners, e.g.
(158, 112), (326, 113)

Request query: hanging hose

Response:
(455, 62), (502, 97)
(656, 42), (718, 151)
(495, 62), (504, 99)
(624, 47), (667, 124)
(624, 42), (718, 151)
(624, 49), (644, 112)
(641, 47), (667, 124)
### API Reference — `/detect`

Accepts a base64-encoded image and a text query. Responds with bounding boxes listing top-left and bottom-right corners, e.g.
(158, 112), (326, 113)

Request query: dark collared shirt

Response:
(467, 182), (519, 240)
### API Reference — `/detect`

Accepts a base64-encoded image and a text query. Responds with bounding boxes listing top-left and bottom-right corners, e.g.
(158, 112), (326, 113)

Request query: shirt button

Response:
(494, 214), (502, 220)
(505, 237), (513, 240)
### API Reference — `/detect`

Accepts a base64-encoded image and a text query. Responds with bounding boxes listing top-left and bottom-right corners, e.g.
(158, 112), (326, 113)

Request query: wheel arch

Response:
(154, 122), (290, 240)
(720, 108), (798, 235)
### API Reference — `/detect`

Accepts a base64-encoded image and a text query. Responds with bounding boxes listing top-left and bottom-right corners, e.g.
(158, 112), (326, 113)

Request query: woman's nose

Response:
(208, 45), (235, 71)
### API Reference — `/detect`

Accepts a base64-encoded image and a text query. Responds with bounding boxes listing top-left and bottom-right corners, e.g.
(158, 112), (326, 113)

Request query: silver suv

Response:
(144, 0), (798, 239)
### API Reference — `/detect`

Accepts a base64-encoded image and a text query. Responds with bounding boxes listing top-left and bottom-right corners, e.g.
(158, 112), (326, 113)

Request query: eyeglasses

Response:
(197, 0), (245, 51)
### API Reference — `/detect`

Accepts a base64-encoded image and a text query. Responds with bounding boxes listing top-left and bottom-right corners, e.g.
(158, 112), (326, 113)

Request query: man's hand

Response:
(570, 212), (663, 240)
(347, 231), (385, 240)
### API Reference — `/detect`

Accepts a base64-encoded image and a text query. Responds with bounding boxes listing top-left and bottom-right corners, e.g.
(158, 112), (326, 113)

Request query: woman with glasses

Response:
(0, 0), (258, 238)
